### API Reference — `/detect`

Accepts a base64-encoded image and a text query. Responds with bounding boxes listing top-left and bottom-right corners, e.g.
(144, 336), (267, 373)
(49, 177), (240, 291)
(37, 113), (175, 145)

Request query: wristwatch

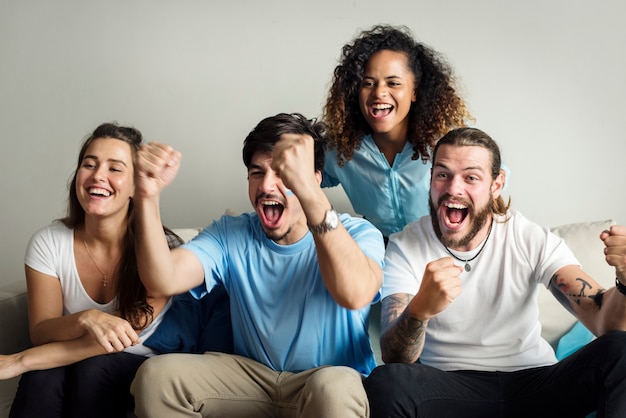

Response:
(309, 208), (339, 235)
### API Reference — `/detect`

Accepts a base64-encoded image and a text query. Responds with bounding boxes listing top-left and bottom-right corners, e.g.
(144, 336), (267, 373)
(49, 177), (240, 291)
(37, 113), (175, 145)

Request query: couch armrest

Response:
(0, 280), (30, 355)
(0, 280), (30, 418)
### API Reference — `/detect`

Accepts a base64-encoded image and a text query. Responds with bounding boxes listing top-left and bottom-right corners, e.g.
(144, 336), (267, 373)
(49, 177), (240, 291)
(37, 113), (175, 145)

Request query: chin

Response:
(263, 225), (290, 242)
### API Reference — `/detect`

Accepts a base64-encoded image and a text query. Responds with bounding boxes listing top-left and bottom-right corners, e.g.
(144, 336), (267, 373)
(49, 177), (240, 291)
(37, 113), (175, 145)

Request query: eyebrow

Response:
(434, 161), (484, 172)
(83, 155), (128, 167)
(363, 75), (403, 80)
(247, 163), (264, 171)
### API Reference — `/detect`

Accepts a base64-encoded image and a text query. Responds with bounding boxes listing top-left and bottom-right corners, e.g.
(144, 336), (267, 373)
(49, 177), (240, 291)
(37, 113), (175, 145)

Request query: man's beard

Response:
(263, 225), (292, 243)
(429, 196), (491, 249)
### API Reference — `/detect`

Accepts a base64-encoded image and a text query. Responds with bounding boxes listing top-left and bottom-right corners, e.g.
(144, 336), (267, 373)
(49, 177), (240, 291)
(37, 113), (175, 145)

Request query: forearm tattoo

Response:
(380, 294), (426, 363)
(549, 273), (605, 316)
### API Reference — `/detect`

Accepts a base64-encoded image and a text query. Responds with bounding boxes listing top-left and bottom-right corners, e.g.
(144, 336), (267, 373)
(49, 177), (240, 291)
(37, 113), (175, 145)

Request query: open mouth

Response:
(259, 199), (284, 227)
(443, 202), (468, 227)
(88, 187), (112, 197)
(370, 103), (393, 118)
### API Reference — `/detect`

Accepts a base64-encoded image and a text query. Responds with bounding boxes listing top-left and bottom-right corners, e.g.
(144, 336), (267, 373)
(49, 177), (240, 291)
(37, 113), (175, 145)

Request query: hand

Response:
(270, 134), (319, 199)
(135, 142), (181, 199)
(409, 257), (463, 320)
(78, 310), (140, 353)
(601, 225), (626, 282)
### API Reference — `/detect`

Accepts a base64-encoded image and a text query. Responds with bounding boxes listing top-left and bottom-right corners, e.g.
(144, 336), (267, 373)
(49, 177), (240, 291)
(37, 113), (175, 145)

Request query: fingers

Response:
(81, 310), (140, 353)
(135, 142), (182, 197)
(137, 142), (181, 177)
(272, 134), (314, 173)
(97, 326), (140, 353)
(601, 225), (626, 280)
(413, 257), (463, 319)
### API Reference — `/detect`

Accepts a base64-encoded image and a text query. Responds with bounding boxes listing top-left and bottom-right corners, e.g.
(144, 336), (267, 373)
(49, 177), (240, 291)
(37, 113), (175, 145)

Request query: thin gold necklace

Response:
(83, 239), (112, 287)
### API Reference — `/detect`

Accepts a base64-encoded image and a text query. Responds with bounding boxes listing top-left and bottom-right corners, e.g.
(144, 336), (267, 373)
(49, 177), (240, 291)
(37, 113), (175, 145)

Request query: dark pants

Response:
(364, 331), (626, 418)
(9, 352), (146, 418)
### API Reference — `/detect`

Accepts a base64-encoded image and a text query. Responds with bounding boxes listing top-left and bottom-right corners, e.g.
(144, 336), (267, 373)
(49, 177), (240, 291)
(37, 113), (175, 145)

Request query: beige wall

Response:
(1, 0), (625, 286)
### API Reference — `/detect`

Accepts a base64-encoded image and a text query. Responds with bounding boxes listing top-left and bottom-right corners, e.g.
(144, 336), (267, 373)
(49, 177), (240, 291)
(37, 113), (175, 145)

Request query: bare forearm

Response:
(380, 294), (426, 364)
(30, 311), (93, 346)
(596, 287), (626, 334)
(315, 229), (382, 309)
(135, 197), (178, 297)
(0, 335), (107, 380)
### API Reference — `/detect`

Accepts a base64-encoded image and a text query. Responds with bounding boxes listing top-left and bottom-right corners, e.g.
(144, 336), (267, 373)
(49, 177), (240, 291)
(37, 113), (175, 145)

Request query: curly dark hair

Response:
(60, 122), (183, 330)
(323, 24), (472, 165)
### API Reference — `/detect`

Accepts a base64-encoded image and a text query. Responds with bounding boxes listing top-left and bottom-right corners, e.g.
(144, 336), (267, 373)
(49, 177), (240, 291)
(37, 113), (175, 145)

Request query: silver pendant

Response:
(464, 263), (471, 272)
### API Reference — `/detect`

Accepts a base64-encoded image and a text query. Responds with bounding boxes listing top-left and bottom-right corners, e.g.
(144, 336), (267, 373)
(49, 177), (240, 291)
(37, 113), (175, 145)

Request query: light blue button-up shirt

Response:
(322, 134), (431, 238)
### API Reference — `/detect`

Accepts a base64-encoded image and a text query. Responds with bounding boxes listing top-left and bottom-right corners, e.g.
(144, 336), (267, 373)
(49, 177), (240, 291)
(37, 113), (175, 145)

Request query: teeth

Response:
(262, 201), (280, 206)
(89, 187), (111, 197)
(445, 202), (467, 209)
(372, 104), (392, 110)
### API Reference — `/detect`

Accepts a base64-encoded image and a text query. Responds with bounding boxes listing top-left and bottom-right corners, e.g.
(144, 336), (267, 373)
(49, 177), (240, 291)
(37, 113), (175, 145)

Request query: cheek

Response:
(115, 177), (134, 195)
(248, 182), (257, 203)
(399, 90), (414, 109)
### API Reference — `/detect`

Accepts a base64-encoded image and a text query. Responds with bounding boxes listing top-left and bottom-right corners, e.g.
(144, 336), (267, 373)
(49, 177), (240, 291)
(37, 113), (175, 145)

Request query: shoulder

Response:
(190, 212), (259, 245)
(393, 216), (434, 241)
(497, 210), (549, 240)
(339, 213), (385, 260)
(339, 213), (378, 234)
(28, 222), (72, 246)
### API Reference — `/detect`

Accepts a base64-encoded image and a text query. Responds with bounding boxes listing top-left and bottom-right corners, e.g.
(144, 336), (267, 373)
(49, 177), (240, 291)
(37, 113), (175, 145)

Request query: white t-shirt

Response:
(24, 221), (168, 356)
(383, 210), (579, 372)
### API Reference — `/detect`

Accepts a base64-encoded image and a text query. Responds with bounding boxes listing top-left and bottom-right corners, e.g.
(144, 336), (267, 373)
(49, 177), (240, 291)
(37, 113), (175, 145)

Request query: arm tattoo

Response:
(380, 294), (426, 363)
(549, 274), (606, 316)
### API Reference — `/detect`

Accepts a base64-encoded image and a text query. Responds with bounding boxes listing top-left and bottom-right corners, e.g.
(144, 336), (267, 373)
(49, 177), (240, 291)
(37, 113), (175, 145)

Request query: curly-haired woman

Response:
(323, 24), (473, 240)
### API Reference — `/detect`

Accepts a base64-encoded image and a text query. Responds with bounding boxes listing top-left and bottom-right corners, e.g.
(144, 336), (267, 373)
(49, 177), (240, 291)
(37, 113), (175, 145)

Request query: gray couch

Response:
(0, 220), (618, 417)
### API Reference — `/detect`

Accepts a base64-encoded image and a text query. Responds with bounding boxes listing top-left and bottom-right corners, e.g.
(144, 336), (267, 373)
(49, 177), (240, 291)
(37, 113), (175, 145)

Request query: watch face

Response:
(309, 209), (339, 235)
(327, 209), (339, 228)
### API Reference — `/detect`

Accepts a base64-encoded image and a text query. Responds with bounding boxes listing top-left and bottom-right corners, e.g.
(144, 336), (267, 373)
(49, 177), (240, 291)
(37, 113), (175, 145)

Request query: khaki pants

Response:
(131, 352), (370, 418)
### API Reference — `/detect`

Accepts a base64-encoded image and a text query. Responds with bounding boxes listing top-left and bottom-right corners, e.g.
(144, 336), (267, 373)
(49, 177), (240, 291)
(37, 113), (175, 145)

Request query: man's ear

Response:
(491, 169), (505, 198)
(315, 170), (322, 185)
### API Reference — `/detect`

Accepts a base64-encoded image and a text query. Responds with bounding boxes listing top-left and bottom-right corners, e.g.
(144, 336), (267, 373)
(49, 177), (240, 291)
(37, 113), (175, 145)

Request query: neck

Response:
(83, 215), (127, 245)
(371, 133), (407, 166)
(446, 215), (494, 252)
(442, 219), (493, 273)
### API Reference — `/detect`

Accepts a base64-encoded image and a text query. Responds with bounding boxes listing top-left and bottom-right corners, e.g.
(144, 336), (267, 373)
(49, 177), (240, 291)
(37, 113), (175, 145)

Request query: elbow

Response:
(143, 283), (177, 299)
(336, 290), (378, 310)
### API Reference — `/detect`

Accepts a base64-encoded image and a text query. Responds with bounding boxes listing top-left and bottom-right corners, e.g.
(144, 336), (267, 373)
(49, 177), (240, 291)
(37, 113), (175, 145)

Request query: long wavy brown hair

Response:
(60, 122), (182, 330)
(324, 24), (473, 166)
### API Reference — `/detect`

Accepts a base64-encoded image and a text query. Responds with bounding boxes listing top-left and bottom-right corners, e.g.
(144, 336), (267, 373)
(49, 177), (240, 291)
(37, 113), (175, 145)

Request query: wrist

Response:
(615, 278), (626, 296)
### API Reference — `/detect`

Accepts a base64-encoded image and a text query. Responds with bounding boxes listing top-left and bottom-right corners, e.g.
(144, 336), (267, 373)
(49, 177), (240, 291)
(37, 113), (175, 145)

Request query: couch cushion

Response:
(172, 228), (201, 243)
(538, 220), (616, 347)
(0, 281), (30, 418)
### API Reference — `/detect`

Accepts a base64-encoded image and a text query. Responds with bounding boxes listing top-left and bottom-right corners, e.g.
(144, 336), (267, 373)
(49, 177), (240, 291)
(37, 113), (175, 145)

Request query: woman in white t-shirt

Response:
(5, 123), (181, 418)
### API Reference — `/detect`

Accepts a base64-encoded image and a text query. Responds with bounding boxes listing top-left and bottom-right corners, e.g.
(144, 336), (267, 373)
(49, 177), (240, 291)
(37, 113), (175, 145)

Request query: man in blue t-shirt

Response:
(131, 113), (385, 418)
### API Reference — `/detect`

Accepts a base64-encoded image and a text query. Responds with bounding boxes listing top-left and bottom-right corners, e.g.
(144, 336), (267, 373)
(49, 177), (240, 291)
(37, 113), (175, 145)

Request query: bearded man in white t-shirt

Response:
(364, 127), (626, 418)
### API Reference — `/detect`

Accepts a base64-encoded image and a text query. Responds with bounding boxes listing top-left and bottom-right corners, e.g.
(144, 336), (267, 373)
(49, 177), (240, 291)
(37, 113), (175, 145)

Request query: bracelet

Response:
(615, 278), (626, 296)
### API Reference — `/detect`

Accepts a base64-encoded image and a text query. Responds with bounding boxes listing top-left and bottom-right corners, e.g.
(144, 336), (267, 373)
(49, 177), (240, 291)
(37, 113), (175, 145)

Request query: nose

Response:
(373, 83), (388, 98)
(92, 166), (106, 182)
(370, 83), (388, 98)
(447, 175), (464, 196)
(260, 170), (280, 193)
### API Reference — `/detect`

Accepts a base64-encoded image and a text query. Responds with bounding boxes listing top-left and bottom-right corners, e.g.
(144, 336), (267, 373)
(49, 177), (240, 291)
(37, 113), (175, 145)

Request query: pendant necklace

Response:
(443, 220), (493, 272)
(84, 239), (113, 287)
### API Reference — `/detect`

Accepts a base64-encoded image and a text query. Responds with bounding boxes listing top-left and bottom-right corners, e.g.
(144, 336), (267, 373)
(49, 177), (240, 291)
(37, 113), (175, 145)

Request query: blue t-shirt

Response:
(322, 134), (431, 238)
(184, 212), (384, 375)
